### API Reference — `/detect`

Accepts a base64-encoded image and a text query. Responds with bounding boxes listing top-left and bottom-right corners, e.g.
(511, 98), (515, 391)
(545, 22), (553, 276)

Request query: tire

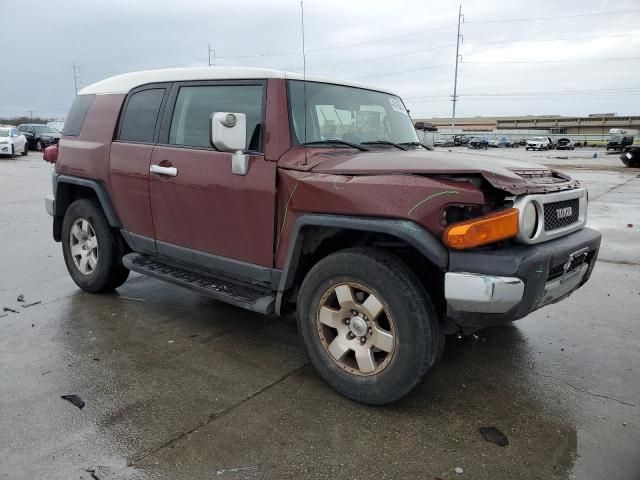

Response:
(21, 144), (28, 156)
(36, 140), (44, 152)
(61, 199), (130, 293)
(297, 247), (443, 405)
(10, 146), (15, 158)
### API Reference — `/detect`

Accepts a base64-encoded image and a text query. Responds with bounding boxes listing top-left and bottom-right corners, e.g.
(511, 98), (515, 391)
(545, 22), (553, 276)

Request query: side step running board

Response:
(122, 253), (275, 314)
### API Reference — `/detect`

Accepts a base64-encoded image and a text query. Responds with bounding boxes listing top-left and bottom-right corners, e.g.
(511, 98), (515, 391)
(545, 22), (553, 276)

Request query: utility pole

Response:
(208, 44), (215, 67)
(72, 62), (81, 95)
(27, 110), (34, 120)
(451, 5), (463, 129)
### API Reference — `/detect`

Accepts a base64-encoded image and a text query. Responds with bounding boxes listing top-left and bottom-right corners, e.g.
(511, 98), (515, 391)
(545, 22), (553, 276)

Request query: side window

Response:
(168, 85), (263, 151)
(118, 89), (165, 143)
(62, 95), (94, 136)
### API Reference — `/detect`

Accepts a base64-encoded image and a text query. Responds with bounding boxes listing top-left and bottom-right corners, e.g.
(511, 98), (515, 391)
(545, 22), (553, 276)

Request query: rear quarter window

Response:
(118, 88), (165, 143)
(62, 94), (95, 136)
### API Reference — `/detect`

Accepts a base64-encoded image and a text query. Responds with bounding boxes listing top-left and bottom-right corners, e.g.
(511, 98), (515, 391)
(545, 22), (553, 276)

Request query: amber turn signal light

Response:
(444, 208), (520, 249)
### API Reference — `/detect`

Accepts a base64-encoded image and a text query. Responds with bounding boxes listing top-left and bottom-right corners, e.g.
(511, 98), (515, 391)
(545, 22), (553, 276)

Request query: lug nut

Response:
(348, 332), (355, 339)
(368, 327), (372, 335)
(360, 337), (366, 344)
(345, 318), (350, 324)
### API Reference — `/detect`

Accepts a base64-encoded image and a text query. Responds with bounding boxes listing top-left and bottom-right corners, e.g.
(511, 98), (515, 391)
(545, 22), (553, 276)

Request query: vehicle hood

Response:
(297, 148), (578, 195)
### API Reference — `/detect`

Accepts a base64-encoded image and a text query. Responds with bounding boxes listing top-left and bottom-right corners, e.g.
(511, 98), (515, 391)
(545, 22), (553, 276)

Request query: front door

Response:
(149, 81), (276, 269)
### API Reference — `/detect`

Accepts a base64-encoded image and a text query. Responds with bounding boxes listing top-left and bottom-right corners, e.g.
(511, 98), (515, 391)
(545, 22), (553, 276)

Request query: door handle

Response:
(150, 164), (178, 177)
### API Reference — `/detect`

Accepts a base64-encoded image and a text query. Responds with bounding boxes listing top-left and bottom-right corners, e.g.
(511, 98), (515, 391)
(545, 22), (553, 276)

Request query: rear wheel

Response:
(297, 247), (443, 405)
(61, 199), (129, 293)
(36, 140), (44, 151)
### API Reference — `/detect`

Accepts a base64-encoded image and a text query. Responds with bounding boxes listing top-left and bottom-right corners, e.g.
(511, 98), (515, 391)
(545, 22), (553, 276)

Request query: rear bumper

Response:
(444, 227), (601, 332)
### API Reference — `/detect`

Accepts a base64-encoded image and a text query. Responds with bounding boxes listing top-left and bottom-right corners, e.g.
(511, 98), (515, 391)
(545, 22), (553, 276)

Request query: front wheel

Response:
(61, 199), (129, 293)
(36, 140), (44, 151)
(297, 247), (443, 405)
(21, 143), (28, 156)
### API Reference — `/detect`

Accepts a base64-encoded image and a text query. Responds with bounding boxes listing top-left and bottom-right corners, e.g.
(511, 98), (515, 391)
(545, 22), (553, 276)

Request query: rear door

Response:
(109, 84), (170, 252)
(149, 80), (277, 268)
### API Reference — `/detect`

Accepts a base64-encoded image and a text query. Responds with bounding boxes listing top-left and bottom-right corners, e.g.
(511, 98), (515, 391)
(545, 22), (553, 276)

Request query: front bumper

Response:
(444, 227), (601, 332)
(0, 143), (12, 155)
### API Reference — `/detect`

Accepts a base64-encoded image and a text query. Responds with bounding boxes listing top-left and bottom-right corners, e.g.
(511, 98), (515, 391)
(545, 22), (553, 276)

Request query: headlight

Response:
(522, 202), (538, 239)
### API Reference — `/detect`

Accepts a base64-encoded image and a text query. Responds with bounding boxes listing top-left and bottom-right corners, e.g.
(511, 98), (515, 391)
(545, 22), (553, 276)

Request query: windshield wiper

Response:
(399, 141), (434, 151)
(360, 140), (407, 151)
(302, 140), (369, 151)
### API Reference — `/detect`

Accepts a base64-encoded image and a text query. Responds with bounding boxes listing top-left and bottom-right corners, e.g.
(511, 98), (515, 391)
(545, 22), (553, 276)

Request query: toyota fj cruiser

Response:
(45, 67), (601, 404)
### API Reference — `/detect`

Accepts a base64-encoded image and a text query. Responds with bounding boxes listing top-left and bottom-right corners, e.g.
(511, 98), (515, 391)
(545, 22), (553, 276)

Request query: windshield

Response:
(288, 80), (419, 147)
(32, 125), (57, 134)
(532, 137), (546, 141)
(0, 129), (9, 137)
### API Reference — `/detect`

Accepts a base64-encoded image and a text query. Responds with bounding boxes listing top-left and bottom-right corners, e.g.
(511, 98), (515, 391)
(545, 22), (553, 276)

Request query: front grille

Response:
(544, 198), (579, 231)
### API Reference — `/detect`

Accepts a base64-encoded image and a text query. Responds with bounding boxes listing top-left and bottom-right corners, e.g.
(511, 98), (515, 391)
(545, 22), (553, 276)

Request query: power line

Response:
(465, 9), (640, 24)
(466, 32), (637, 45)
(463, 56), (640, 64)
(306, 43), (456, 70)
(215, 23), (457, 59)
(353, 63), (454, 80)
(404, 87), (640, 100)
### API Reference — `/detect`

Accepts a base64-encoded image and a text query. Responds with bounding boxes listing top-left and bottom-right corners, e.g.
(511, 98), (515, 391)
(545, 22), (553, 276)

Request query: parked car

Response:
(0, 126), (28, 157)
(17, 123), (61, 151)
(467, 136), (489, 149)
(607, 128), (637, 151)
(526, 136), (552, 151)
(556, 138), (575, 150)
(434, 138), (452, 147)
(452, 135), (470, 146)
(47, 121), (65, 133)
(489, 136), (515, 148)
(620, 145), (640, 168)
(44, 67), (601, 405)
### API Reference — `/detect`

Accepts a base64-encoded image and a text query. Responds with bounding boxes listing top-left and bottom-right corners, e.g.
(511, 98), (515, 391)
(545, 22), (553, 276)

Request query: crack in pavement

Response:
(531, 371), (637, 408)
(128, 362), (309, 467)
(597, 258), (640, 267)
(590, 174), (640, 201)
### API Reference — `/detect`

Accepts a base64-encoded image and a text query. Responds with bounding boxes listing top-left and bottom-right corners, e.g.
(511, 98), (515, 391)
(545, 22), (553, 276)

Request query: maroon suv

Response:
(45, 67), (601, 404)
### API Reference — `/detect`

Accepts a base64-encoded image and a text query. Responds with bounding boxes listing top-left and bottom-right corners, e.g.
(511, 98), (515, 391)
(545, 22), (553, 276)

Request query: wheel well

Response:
(280, 226), (445, 315)
(52, 183), (100, 241)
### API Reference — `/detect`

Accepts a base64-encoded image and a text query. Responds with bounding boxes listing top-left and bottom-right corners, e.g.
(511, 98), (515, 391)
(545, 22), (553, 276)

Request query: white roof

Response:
(78, 66), (397, 96)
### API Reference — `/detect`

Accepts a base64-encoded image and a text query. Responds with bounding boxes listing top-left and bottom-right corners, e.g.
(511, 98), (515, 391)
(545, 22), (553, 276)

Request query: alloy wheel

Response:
(69, 218), (99, 275)
(316, 282), (396, 376)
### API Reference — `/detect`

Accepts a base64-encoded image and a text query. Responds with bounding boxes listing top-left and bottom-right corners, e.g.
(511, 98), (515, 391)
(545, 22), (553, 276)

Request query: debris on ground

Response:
(93, 358), (100, 362)
(215, 465), (259, 476)
(454, 466), (464, 475)
(85, 468), (100, 480)
(61, 394), (85, 409)
(22, 301), (42, 308)
(188, 334), (199, 338)
(16, 294), (24, 302)
(479, 426), (509, 446)
(2, 307), (19, 313)
(41, 371), (52, 376)
(120, 296), (146, 302)
(627, 224), (634, 228)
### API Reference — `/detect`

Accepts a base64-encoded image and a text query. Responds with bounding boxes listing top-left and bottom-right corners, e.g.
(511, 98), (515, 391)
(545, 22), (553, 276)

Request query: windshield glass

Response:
(532, 137), (546, 141)
(32, 125), (57, 134)
(288, 80), (419, 147)
(0, 129), (9, 137)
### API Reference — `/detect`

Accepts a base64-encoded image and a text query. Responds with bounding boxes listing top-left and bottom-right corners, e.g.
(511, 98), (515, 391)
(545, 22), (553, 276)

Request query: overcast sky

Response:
(1, 0), (639, 119)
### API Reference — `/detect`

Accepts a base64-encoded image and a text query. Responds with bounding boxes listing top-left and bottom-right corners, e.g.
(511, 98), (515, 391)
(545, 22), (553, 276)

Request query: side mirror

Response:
(209, 112), (246, 152)
(210, 112), (249, 175)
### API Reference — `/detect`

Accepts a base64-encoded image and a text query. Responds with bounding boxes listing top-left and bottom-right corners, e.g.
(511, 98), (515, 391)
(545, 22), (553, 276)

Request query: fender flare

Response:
(274, 214), (448, 314)
(52, 174), (121, 240)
